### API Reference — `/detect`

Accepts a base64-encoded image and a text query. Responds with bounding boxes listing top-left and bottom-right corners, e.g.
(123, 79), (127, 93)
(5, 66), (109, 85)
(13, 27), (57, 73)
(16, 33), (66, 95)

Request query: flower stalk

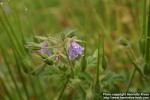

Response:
(144, 0), (150, 76)
(94, 35), (101, 100)
(57, 75), (70, 100)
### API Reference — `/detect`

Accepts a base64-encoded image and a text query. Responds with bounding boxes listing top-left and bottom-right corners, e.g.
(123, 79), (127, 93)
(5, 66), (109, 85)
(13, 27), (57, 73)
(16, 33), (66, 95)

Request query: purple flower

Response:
(38, 41), (52, 56)
(68, 40), (84, 60)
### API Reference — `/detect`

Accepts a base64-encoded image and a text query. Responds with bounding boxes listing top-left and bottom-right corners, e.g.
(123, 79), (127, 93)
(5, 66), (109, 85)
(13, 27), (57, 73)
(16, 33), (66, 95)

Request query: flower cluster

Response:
(36, 37), (84, 63)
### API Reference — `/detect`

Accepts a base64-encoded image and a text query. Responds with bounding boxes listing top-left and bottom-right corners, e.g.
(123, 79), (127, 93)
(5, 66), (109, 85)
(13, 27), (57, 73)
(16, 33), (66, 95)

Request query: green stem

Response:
(36, 78), (47, 100)
(0, 5), (25, 55)
(81, 42), (87, 72)
(96, 37), (100, 87)
(57, 47), (74, 99)
(0, 77), (13, 100)
(57, 76), (70, 100)
(126, 68), (136, 92)
(0, 47), (23, 100)
(94, 35), (101, 100)
(127, 50), (147, 81)
(14, 51), (30, 100)
(64, 48), (74, 78)
(143, 0), (147, 36)
(145, 0), (150, 63)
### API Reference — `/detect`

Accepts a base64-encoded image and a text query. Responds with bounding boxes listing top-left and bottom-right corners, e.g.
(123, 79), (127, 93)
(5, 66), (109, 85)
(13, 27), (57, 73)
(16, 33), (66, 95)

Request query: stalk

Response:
(143, 0), (147, 36)
(57, 76), (70, 100)
(145, 0), (150, 63)
(144, 0), (150, 76)
(57, 48), (73, 99)
(81, 42), (87, 72)
(126, 68), (136, 92)
(64, 47), (74, 78)
(36, 78), (47, 100)
(0, 77), (13, 100)
(94, 35), (101, 100)
(96, 36), (100, 89)
(14, 51), (30, 100)
(0, 46), (23, 100)
(0, 5), (25, 55)
(126, 48), (148, 91)
(0, 7), (28, 73)
(141, 0), (147, 57)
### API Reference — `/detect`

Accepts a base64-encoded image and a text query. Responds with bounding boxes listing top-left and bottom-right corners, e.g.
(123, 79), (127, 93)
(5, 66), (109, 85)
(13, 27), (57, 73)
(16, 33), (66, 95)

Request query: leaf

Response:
(101, 71), (124, 87)
(37, 65), (60, 77)
(78, 72), (92, 83)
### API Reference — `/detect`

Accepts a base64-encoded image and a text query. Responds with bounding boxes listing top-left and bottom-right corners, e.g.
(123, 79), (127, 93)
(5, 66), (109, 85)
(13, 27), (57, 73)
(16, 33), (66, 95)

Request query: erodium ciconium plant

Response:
(27, 32), (84, 65)
(26, 31), (86, 98)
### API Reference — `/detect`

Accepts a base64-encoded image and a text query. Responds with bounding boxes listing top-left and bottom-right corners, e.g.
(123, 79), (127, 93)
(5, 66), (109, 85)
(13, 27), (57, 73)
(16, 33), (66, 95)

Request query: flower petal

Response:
(68, 41), (84, 60)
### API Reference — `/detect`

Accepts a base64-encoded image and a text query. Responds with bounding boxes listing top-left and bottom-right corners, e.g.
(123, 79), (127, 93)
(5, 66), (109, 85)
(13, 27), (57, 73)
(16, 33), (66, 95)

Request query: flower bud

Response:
(37, 41), (52, 56)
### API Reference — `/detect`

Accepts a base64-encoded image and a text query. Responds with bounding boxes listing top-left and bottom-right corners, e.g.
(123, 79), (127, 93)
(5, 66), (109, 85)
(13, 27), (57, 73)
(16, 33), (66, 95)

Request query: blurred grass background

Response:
(0, 0), (149, 100)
